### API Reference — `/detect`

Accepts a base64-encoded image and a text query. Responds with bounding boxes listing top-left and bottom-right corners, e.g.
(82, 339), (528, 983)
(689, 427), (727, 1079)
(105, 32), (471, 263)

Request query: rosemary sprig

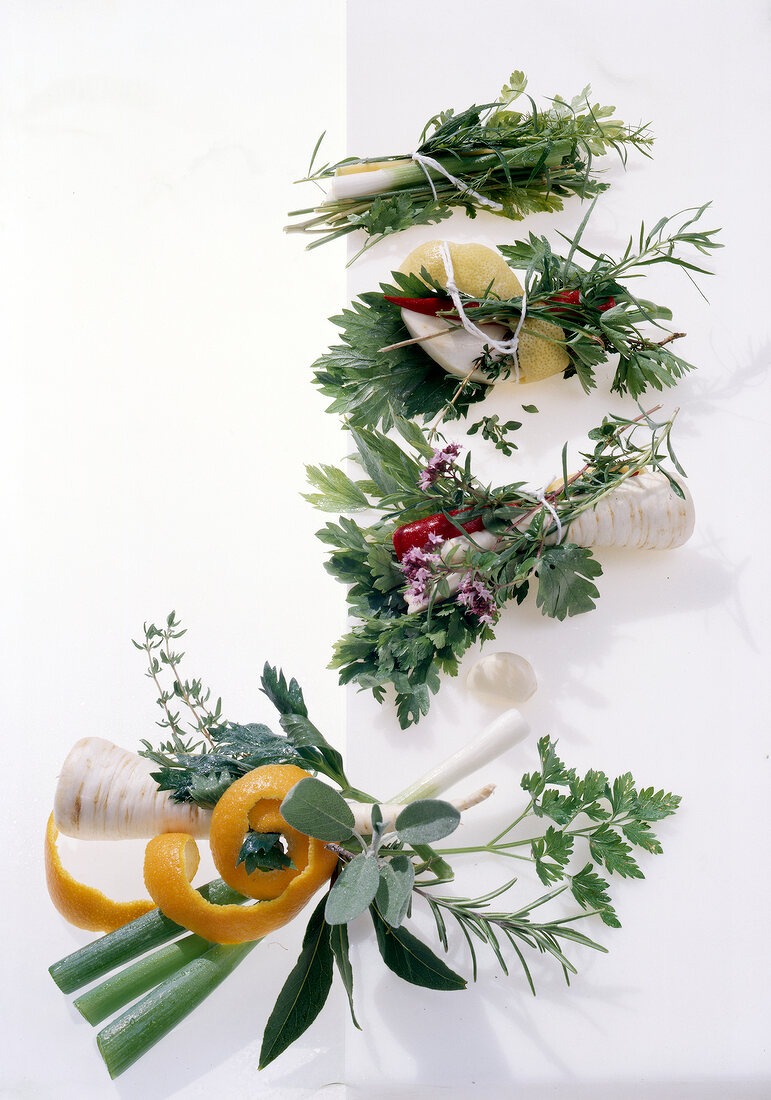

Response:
(287, 70), (652, 260)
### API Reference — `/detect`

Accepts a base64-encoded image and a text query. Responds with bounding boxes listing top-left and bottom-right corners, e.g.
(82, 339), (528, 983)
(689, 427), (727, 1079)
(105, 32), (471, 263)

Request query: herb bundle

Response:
(287, 70), (653, 261)
(307, 409), (688, 727)
(49, 631), (679, 1077)
(313, 204), (721, 432)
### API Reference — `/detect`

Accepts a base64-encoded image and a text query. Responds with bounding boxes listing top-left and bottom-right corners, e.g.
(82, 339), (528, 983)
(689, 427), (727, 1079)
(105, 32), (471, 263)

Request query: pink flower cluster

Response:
(418, 442), (462, 491)
(401, 533), (445, 604)
(456, 572), (498, 626)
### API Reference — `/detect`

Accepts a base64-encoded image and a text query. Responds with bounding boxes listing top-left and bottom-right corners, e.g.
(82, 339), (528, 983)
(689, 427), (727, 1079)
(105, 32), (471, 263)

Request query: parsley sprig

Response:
(307, 409), (684, 727)
(287, 70), (652, 259)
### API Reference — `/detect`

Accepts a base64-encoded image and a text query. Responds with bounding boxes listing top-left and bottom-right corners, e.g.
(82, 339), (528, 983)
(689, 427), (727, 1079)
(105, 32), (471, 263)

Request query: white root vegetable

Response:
(467, 652), (537, 706)
(54, 707), (530, 841)
(54, 737), (212, 840)
(560, 468), (694, 550)
(405, 469), (694, 613)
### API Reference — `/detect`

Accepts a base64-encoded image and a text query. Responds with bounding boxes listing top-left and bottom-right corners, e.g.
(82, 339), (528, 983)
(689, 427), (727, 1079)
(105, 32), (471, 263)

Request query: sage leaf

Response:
(329, 921), (361, 1029)
(394, 799), (461, 845)
(280, 777), (355, 843)
(375, 854), (415, 927)
(370, 905), (466, 991)
(324, 855), (380, 925)
(258, 896), (333, 1070)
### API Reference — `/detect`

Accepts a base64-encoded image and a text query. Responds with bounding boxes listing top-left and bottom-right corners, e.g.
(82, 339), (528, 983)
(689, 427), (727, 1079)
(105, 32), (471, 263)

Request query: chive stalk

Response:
(74, 933), (212, 1025)
(96, 941), (260, 1078)
(49, 878), (244, 994)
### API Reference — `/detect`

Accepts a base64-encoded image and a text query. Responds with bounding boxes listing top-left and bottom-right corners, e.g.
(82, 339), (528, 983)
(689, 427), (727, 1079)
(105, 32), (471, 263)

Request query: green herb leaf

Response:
(280, 777), (355, 843)
(588, 824), (644, 879)
(302, 463), (372, 513)
(375, 855), (415, 927)
(570, 863), (621, 928)
(395, 800), (462, 845)
(258, 896), (333, 1070)
(535, 545), (603, 620)
(325, 855), (381, 925)
(370, 905), (466, 991)
(329, 920), (361, 1029)
(260, 664), (308, 718)
(236, 831), (295, 875)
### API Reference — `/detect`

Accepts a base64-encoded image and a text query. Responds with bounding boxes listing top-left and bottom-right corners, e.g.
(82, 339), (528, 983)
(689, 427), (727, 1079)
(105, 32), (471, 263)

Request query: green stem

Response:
(97, 940), (259, 1079)
(49, 878), (245, 994)
(437, 811), (638, 857)
(74, 933), (212, 1025)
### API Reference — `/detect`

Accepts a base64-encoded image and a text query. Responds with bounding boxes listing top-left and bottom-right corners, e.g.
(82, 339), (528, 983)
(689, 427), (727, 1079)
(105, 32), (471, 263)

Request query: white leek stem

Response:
(389, 708), (529, 805)
(350, 783), (495, 835)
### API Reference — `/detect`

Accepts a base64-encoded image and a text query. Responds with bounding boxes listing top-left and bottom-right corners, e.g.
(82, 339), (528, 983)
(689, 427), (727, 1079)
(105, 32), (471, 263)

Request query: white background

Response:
(2, 2), (770, 1097)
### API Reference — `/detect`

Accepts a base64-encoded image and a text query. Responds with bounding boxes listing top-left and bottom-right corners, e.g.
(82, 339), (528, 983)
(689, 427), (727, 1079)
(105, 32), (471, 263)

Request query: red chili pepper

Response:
(546, 289), (616, 313)
(548, 289), (581, 310)
(382, 295), (479, 316)
(392, 509), (486, 561)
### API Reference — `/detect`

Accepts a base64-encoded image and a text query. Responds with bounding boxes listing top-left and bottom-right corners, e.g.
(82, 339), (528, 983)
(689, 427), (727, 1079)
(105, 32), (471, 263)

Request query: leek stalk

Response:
(97, 941), (260, 1078)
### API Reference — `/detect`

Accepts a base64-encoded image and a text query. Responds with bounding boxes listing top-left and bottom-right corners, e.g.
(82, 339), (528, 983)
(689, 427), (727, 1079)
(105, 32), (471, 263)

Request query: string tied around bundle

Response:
(533, 489), (564, 544)
(411, 151), (504, 212)
(438, 241), (527, 382)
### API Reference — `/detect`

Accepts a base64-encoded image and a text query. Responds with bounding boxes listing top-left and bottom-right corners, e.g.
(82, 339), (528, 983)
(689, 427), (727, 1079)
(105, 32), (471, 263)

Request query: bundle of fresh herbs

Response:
(312, 203), (721, 432)
(48, 623), (679, 1077)
(287, 70), (653, 261)
(306, 409), (688, 727)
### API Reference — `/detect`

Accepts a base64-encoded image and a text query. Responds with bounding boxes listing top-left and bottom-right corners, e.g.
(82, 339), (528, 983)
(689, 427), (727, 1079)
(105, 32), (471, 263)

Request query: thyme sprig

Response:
(308, 409), (684, 726)
(288, 70), (652, 259)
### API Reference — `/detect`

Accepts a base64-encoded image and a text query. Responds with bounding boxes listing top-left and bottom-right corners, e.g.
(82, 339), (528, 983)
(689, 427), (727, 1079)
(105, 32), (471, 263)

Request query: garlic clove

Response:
(466, 652), (537, 706)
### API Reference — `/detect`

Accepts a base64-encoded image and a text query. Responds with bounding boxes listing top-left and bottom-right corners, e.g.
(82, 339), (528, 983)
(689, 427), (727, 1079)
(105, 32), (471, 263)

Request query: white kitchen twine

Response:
(438, 241), (527, 382)
(534, 489), (564, 543)
(411, 151), (503, 212)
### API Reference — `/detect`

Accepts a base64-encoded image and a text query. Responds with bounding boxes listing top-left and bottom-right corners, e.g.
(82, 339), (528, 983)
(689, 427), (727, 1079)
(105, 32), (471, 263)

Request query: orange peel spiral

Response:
(45, 813), (155, 933)
(143, 765), (338, 944)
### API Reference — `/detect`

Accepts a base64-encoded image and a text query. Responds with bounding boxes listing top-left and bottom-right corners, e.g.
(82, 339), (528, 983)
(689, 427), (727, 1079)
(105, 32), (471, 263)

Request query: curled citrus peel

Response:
(398, 240), (570, 385)
(143, 765), (338, 944)
(45, 813), (155, 933)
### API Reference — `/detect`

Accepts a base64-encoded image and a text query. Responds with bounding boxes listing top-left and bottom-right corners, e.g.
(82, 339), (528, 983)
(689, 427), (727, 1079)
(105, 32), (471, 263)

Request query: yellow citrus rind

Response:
(45, 813), (155, 933)
(143, 765), (338, 944)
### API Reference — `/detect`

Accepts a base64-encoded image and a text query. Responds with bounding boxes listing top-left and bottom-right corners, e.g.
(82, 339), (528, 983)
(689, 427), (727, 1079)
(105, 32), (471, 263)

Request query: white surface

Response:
(2, 1), (771, 1097)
